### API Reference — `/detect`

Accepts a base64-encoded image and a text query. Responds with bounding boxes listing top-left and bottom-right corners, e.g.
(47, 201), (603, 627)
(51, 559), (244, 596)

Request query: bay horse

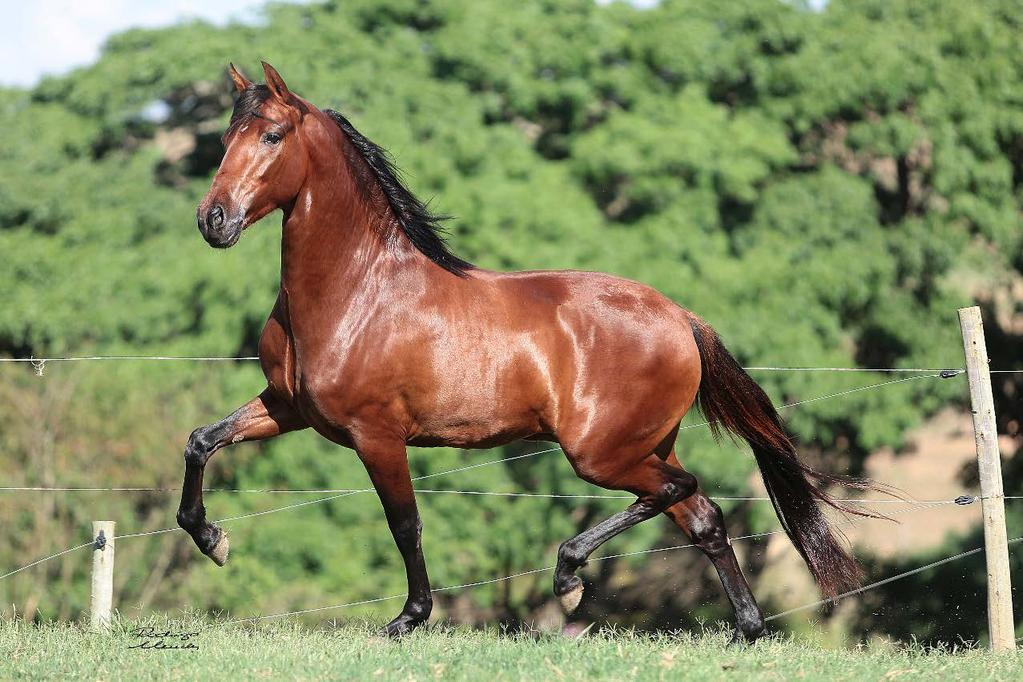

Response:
(178, 62), (871, 640)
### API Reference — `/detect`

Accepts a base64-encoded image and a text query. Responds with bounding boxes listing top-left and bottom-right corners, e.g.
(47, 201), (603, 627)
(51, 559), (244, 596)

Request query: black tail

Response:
(689, 317), (878, 598)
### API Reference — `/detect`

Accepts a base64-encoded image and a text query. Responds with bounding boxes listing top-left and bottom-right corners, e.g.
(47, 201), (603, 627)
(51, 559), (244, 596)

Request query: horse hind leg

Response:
(662, 454), (766, 642)
(553, 454), (698, 614)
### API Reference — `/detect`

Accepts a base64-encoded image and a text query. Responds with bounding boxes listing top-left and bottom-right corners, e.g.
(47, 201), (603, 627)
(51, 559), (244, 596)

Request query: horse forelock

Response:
(226, 84), (272, 137)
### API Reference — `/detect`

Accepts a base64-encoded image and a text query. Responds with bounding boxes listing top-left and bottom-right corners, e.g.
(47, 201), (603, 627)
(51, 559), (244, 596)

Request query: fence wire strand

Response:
(222, 500), (962, 626)
(224, 530), (789, 625)
(0, 541), (94, 582)
(0, 485), (990, 507)
(6, 355), (1020, 376)
(0, 356), (261, 363)
(0, 355), (997, 372)
(1, 371), (959, 499)
(765, 535), (1023, 622)
(0, 358), (1014, 632)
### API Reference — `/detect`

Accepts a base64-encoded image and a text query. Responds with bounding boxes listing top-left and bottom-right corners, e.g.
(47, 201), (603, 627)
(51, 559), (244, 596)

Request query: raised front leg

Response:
(177, 388), (305, 565)
(356, 438), (432, 637)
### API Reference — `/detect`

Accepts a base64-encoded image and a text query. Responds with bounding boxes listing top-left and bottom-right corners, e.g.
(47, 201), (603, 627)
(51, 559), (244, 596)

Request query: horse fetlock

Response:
(554, 543), (587, 614)
(738, 607), (766, 636)
(557, 540), (587, 570)
(403, 594), (433, 621)
(176, 506), (205, 531)
(178, 512), (229, 566)
(730, 622), (767, 645)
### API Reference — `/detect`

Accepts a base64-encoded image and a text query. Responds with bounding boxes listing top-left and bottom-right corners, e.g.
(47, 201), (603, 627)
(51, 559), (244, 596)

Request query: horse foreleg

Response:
(553, 456), (697, 614)
(176, 388), (305, 565)
(356, 438), (432, 637)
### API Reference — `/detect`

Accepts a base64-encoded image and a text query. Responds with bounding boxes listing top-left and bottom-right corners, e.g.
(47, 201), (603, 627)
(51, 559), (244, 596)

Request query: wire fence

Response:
(0, 357), (1019, 634)
(2, 353), (1019, 377)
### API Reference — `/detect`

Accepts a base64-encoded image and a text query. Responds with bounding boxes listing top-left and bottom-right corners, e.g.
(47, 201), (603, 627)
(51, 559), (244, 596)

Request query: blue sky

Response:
(0, 0), (303, 87)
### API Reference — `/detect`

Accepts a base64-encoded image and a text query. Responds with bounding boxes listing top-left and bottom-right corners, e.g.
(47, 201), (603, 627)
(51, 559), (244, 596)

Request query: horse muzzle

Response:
(197, 202), (244, 248)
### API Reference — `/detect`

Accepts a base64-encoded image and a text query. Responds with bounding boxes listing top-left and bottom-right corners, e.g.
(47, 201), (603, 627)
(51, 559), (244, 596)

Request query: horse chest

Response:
(258, 298), (365, 414)
(258, 295), (298, 401)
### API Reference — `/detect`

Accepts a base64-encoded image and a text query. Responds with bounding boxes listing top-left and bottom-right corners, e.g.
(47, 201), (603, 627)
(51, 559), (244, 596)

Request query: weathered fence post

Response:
(958, 306), (1015, 651)
(90, 520), (115, 630)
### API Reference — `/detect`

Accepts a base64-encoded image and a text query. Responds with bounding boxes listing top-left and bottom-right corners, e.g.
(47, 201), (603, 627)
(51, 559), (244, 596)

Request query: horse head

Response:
(197, 62), (312, 248)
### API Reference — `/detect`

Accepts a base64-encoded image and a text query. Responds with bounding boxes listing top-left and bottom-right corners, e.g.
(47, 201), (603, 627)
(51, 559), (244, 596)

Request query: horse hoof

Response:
(729, 626), (766, 646)
(383, 616), (422, 638)
(205, 530), (230, 566)
(558, 581), (584, 614)
(384, 621), (409, 638)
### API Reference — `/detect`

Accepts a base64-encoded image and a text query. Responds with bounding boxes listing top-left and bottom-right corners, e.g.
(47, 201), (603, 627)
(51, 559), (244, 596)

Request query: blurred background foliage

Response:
(1, 0), (1021, 644)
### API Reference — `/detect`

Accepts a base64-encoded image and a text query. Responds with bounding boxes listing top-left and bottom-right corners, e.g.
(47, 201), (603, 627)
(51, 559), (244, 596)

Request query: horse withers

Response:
(178, 61), (874, 640)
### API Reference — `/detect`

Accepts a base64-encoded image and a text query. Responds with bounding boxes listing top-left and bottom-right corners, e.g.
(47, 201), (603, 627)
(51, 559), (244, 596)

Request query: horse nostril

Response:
(207, 205), (225, 229)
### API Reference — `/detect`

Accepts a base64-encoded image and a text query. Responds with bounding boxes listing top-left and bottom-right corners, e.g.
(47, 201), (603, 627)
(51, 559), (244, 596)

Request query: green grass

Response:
(1, 616), (1021, 681)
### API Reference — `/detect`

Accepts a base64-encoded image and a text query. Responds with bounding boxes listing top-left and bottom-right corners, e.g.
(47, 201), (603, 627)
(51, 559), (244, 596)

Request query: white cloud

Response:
(0, 0), (304, 88)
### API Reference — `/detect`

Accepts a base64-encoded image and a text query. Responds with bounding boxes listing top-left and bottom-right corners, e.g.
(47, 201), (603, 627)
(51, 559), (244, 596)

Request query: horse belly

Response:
(406, 422), (540, 449)
(406, 346), (550, 448)
(408, 387), (546, 448)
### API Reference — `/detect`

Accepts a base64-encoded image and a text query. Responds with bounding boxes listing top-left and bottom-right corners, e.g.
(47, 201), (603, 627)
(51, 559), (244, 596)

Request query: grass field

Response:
(2, 616), (1021, 681)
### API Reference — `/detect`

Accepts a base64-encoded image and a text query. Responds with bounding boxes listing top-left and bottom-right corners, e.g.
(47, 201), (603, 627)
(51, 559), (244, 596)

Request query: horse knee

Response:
(184, 427), (215, 468)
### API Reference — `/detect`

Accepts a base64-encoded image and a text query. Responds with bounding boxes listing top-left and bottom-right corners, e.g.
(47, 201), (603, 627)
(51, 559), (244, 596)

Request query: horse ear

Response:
(260, 61), (293, 105)
(227, 63), (252, 92)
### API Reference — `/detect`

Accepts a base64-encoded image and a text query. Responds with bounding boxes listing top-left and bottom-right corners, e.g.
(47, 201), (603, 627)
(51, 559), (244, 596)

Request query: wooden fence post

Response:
(90, 520), (115, 630)
(958, 306), (1015, 651)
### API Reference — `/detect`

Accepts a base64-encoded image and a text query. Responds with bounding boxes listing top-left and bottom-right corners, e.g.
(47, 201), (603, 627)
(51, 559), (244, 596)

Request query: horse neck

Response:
(278, 136), (436, 316)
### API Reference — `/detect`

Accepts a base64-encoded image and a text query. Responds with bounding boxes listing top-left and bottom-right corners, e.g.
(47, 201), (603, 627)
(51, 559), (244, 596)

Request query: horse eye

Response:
(262, 132), (282, 146)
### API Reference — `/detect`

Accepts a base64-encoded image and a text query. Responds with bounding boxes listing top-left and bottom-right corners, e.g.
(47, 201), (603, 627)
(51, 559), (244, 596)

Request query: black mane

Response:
(229, 85), (473, 277)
